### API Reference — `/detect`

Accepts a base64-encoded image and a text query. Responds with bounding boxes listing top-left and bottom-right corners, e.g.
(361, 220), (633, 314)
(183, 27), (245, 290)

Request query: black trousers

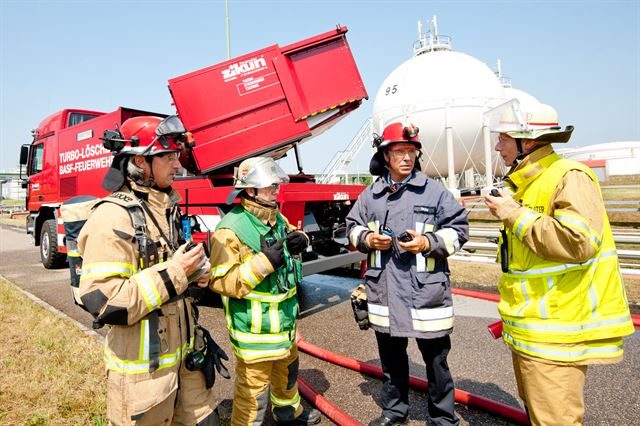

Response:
(374, 332), (459, 425)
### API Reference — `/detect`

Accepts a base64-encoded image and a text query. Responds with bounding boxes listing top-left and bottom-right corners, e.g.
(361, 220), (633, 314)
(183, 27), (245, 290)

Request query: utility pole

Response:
(225, 0), (231, 59)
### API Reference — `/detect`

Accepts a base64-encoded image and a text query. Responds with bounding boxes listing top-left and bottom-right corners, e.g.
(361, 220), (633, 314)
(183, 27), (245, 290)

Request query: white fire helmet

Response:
(485, 99), (574, 143)
(226, 157), (290, 204)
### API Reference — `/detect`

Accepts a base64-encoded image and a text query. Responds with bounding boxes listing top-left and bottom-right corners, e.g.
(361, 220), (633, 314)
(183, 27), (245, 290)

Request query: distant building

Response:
(558, 141), (640, 181)
(0, 168), (26, 200)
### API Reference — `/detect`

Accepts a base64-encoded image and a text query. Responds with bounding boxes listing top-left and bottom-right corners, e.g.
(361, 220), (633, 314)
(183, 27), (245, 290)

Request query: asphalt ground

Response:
(1, 223), (638, 425)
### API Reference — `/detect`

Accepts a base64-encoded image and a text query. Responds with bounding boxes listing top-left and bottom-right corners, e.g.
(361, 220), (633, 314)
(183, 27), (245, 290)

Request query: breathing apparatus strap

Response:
(124, 204), (152, 269)
(122, 194), (187, 374)
(138, 198), (178, 252)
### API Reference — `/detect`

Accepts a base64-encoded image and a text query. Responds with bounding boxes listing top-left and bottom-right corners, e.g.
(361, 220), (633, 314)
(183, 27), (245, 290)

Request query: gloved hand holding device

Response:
(286, 231), (308, 255)
(260, 236), (285, 270)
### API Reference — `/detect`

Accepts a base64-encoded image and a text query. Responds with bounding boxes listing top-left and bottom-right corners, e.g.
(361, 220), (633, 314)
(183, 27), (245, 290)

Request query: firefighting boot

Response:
(276, 408), (321, 425)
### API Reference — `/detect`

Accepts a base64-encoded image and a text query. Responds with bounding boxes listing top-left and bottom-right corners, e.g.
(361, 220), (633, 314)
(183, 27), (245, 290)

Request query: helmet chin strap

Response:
(246, 189), (277, 208)
(511, 138), (524, 167)
(513, 138), (545, 167)
(134, 156), (155, 188)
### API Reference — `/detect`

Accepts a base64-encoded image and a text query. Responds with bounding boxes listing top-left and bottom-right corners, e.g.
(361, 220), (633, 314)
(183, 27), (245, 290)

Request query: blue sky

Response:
(1, 0), (638, 174)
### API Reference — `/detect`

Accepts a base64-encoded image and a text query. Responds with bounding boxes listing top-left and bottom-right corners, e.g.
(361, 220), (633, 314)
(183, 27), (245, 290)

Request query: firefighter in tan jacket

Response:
(79, 116), (227, 425)
(484, 101), (634, 426)
(209, 157), (320, 425)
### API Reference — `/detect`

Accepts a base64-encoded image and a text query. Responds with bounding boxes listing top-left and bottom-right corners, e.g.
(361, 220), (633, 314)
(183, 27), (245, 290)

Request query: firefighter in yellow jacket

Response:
(483, 100), (634, 426)
(209, 156), (321, 425)
(79, 115), (227, 425)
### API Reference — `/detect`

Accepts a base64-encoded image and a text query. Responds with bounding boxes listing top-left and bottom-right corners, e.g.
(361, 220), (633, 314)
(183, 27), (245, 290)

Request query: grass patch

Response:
(0, 277), (106, 425)
(601, 186), (640, 200)
(603, 175), (640, 186)
(0, 199), (24, 207)
(0, 213), (26, 228)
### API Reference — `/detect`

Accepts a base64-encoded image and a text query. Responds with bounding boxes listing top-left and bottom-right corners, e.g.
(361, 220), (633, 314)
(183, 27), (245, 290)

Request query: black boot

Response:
(368, 415), (408, 426)
(275, 408), (321, 425)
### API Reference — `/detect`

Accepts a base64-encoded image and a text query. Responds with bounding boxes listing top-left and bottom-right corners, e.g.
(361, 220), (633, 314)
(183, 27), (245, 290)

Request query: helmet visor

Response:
(156, 115), (187, 137)
(484, 99), (528, 134)
(240, 158), (290, 188)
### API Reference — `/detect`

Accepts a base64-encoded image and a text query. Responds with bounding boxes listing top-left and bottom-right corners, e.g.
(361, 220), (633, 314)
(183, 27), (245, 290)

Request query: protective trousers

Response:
(106, 361), (217, 425)
(375, 332), (459, 426)
(512, 352), (587, 426)
(231, 345), (303, 425)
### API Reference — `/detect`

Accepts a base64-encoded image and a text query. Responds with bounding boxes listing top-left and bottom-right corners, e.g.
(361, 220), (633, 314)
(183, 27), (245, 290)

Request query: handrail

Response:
(318, 118), (372, 184)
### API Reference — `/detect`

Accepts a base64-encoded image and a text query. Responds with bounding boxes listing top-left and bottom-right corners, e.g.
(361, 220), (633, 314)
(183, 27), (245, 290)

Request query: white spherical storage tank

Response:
(504, 87), (539, 108)
(372, 18), (507, 182)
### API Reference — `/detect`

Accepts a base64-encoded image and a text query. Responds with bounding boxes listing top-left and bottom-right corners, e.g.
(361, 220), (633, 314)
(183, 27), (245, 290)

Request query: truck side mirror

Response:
(20, 145), (29, 165)
(19, 144), (31, 183)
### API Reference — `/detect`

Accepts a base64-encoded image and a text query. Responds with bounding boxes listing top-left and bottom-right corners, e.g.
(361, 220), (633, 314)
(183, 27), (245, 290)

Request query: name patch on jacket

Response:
(414, 206), (436, 214)
(523, 203), (545, 213)
(109, 193), (134, 203)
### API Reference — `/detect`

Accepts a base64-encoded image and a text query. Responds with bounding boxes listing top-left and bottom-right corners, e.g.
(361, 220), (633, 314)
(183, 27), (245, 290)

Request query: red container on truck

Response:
(19, 26), (368, 274)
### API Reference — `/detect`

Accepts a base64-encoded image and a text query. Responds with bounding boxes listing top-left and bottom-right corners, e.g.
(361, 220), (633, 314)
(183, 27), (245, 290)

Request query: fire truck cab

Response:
(20, 107), (165, 267)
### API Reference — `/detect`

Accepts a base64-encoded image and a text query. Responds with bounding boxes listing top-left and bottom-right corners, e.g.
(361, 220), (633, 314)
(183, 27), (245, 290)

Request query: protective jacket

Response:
(497, 145), (634, 363)
(209, 197), (302, 363)
(78, 182), (215, 423)
(346, 172), (469, 338)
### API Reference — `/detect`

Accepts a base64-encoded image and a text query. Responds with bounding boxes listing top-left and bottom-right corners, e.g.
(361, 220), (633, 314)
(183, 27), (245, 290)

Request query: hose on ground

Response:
(297, 334), (530, 426)
(297, 376), (362, 426)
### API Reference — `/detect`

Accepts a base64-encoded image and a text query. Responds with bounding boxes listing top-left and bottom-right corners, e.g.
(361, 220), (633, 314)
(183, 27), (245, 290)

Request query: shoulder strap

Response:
(137, 199), (176, 251)
(100, 195), (157, 270)
(125, 204), (151, 269)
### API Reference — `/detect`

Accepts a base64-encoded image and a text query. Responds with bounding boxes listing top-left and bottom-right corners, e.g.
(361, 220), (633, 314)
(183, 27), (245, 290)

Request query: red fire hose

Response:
(296, 334), (530, 426)
(297, 376), (362, 426)
(296, 287), (636, 424)
(451, 287), (500, 302)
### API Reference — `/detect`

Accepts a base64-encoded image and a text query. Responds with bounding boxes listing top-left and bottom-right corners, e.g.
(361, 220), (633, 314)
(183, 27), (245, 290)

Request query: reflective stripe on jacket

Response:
(498, 149), (634, 361)
(210, 202), (301, 362)
(346, 172), (469, 338)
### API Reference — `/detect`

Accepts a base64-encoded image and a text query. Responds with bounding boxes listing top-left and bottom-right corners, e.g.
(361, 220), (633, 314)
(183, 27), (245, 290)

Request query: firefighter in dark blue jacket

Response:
(346, 122), (469, 426)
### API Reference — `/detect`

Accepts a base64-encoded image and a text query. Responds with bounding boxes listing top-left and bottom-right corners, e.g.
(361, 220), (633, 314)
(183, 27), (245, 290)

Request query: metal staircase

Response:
(318, 118), (372, 184)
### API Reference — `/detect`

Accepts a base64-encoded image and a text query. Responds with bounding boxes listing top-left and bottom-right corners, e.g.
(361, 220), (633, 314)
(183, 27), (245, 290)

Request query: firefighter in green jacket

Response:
(484, 100), (635, 426)
(208, 156), (320, 425)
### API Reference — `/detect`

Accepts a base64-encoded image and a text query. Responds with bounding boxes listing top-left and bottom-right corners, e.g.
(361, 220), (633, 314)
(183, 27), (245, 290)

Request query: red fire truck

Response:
(19, 26), (368, 274)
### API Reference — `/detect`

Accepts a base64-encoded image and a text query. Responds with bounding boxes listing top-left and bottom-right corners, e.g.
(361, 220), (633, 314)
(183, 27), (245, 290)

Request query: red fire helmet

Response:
(104, 115), (188, 156)
(376, 122), (422, 150)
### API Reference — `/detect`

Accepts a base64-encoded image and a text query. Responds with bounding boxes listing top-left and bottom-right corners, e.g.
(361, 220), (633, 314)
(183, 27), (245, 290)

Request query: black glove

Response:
(200, 327), (230, 389)
(286, 231), (308, 255)
(260, 236), (285, 270)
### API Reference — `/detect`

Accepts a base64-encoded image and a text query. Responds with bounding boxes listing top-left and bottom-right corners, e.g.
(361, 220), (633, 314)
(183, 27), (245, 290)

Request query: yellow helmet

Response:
(486, 99), (574, 143)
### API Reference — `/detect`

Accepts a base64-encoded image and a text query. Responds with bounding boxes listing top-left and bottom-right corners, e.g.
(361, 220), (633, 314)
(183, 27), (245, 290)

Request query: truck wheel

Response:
(40, 219), (67, 269)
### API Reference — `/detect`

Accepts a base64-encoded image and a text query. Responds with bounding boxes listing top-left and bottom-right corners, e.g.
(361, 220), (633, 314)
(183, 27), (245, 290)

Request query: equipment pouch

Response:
(140, 236), (159, 269)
